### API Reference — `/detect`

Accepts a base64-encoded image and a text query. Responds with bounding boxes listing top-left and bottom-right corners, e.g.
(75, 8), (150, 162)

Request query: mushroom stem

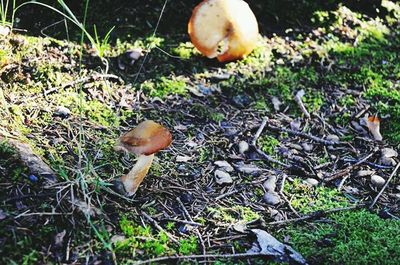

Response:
(121, 154), (155, 196)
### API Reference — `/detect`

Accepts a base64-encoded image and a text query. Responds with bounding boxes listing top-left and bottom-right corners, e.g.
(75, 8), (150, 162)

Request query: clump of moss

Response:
(258, 135), (280, 156)
(284, 178), (349, 214)
(141, 76), (187, 98)
(115, 216), (198, 261)
(282, 210), (400, 264)
(207, 206), (260, 226)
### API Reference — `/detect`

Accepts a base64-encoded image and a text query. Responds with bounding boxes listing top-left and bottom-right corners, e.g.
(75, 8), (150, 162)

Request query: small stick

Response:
(176, 197), (206, 256)
(268, 204), (364, 225)
(369, 162), (400, 209)
(324, 148), (378, 182)
(162, 218), (203, 227)
(294, 90), (310, 119)
(279, 174), (301, 218)
(267, 124), (341, 146)
(43, 74), (123, 96)
(215, 187), (245, 201)
(251, 117), (268, 146)
(141, 211), (178, 244)
(251, 118), (290, 168)
(133, 252), (268, 265)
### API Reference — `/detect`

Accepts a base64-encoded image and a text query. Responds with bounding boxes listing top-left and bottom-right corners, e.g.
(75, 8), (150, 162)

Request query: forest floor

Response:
(1, 1), (400, 264)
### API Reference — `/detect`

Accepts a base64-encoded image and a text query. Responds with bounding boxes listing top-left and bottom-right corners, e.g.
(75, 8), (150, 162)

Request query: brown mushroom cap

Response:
(115, 120), (172, 155)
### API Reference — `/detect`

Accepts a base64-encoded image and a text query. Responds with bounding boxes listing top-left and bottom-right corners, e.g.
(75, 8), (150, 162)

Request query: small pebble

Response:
(214, 170), (233, 184)
(271, 97), (282, 111)
(238, 141), (249, 154)
(54, 106), (71, 117)
(288, 143), (303, 151)
(356, 170), (375, 177)
(304, 178), (319, 186)
(301, 142), (313, 152)
(326, 134), (340, 143)
(381, 148), (398, 158)
(379, 157), (396, 166)
(290, 119), (302, 131)
(263, 192), (281, 205)
(180, 193), (194, 204)
(214, 160), (234, 172)
(371, 175), (385, 187)
(263, 175), (277, 192)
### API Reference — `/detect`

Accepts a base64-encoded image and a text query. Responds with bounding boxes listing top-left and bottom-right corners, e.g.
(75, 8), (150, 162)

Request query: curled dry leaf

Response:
(367, 116), (383, 141)
(248, 229), (307, 264)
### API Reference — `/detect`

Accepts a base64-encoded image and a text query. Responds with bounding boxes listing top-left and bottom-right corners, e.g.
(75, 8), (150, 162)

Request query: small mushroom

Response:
(115, 120), (172, 196)
(366, 115), (383, 141)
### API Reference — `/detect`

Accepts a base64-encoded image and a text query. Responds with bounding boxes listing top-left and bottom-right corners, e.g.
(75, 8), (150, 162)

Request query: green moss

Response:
(282, 210), (400, 264)
(0, 141), (28, 181)
(141, 76), (187, 98)
(258, 135), (280, 156)
(208, 206), (260, 226)
(284, 178), (349, 214)
(117, 216), (198, 261)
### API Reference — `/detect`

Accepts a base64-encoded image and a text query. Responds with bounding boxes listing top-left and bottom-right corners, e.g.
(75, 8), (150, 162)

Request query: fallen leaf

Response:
(248, 229), (307, 264)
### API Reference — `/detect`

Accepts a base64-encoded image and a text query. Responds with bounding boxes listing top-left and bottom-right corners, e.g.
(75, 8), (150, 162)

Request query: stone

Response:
(356, 170), (375, 177)
(238, 141), (249, 154)
(301, 143), (313, 152)
(381, 148), (398, 158)
(263, 192), (281, 205)
(371, 175), (385, 188)
(215, 170), (233, 184)
(304, 178), (319, 186)
(214, 160), (234, 172)
(263, 175), (277, 192)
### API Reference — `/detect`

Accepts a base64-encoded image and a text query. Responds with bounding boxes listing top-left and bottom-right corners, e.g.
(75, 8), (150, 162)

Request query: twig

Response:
(43, 74), (123, 96)
(294, 90), (310, 118)
(251, 117), (290, 168)
(133, 252), (268, 265)
(251, 117), (268, 146)
(176, 197), (206, 256)
(141, 211), (178, 244)
(279, 174), (301, 218)
(268, 204), (364, 225)
(162, 218), (203, 227)
(215, 187), (245, 201)
(369, 162), (400, 209)
(324, 148), (378, 182)
(267, 123), (342, 146)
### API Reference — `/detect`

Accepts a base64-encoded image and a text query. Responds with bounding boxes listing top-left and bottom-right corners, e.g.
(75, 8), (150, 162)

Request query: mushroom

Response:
(188, 0), (259, 62)
(115, 120), (172, 196)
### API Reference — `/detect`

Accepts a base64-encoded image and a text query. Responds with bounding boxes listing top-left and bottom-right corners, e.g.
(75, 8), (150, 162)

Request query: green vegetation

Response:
(208, 206), (260, 226)
(283, 210), (400, 265)
(1, 0), (400, 263)
(284, 178), (350, 214)
(116, 216), (198, 260)
(258, 135), (280, 156)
